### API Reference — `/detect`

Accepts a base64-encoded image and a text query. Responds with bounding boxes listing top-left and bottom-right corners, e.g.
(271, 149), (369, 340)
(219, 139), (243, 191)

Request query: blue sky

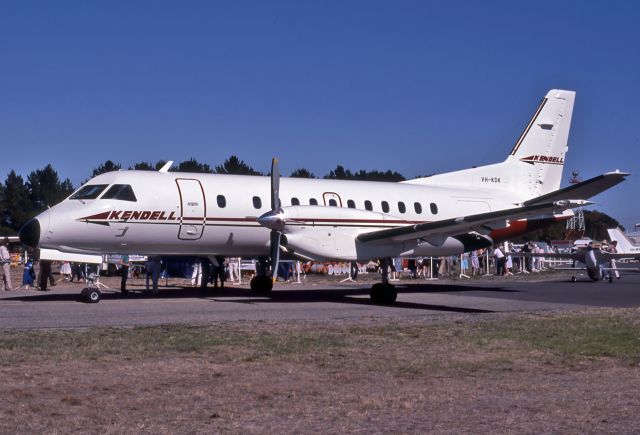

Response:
(1, 1), (639, 228)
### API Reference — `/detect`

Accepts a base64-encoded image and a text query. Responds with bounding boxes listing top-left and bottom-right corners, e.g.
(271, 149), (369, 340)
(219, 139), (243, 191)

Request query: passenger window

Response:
(100, 184), (137, 202)
(70, 184), (109, 200)
(430, 202), (438, 214)
(217, 195), (226, 208)
(328, 199), (338, 207)
(291, 197), (300, 206)
(253, 196), (262, 209)
(398, 202), (406, 214)
(309, 198), (318, 205)
(347, 199), (355, 208)
(381, 201), (390, 213)
(414, 202), (422, 214)
(364, 200), (373, 211)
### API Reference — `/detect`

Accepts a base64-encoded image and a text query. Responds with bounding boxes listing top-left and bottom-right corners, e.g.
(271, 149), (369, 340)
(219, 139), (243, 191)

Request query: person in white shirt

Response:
(227, 257), (240, 284)
(493, 245), (505, 276)
(1, 238), (13, 291)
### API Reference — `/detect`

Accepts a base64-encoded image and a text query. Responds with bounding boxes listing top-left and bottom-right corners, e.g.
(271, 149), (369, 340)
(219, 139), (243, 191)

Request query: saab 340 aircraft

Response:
(19, 89), (630, 303)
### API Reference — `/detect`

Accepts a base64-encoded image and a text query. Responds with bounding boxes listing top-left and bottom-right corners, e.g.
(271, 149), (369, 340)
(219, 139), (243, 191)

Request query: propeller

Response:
(257, 158), (284, 282)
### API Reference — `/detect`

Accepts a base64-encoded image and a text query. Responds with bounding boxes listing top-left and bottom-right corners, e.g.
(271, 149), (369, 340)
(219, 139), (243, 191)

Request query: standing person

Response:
(200, 258), (211, 291)
(39, 259), (52, 291)
(146, 256), (162, 294)
(71, 262), (85, 283)
(350, 261), (359, 281)
(407, 258), (417, 279)
(19, 261), (36, 290)
(471, 250), (480, 276)
(120, 254), (130, 294)
(191, 260), (202, 287)
(438, 256), (447, 277)
(505, 247), (513, 276)
(210, 256), (226, 288)
(0, 238), (13, 291)
(59, 261), (72, 281)
(522, 242), (532, 272)
(48, 262), (57, 287)
(227, 257), (239, 284)
(461, 252), (470, 276)
(493, 245), (505, 276)
(609, 240), (620, 279)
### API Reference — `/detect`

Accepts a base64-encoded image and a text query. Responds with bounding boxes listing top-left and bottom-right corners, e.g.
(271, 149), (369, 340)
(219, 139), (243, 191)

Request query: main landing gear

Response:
(370, 258), (397, 305)
(250, 257), (273, 295)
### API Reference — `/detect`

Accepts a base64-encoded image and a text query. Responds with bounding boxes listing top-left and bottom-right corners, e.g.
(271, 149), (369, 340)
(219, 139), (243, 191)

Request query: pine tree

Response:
(1, 171), (33, 231)
(175, 158), (213, 173)
(215, 155), (262, 175)
(290, 168), (316, 178)
(27, 164), (72, 211)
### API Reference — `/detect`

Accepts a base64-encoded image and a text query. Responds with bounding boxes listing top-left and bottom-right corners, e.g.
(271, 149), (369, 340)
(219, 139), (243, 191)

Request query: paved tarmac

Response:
(1, 272), (639, 329)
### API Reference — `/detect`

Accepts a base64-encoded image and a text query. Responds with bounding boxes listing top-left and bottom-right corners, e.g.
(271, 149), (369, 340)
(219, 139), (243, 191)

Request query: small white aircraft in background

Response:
(607, 228), (640, 254)
(521, 242), (640, 283)
(19, 89), (630, 302)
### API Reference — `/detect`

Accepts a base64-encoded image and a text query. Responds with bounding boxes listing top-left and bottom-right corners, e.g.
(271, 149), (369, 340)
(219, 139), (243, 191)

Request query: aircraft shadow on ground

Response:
(2, 282), (514, 314)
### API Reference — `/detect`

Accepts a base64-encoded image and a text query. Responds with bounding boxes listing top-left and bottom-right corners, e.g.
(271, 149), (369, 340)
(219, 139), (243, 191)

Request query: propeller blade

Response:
(270, 230), (281, 280)
(271, 158), (280, 211)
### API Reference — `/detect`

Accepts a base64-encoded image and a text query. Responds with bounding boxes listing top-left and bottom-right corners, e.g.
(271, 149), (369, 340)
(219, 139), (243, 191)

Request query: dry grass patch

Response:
(1, 309), (640, 433)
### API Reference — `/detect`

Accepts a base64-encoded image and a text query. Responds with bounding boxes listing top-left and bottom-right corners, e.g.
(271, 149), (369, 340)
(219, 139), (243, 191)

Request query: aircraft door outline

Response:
(323, 192), (342, 207)
(175, 178), (206, 240)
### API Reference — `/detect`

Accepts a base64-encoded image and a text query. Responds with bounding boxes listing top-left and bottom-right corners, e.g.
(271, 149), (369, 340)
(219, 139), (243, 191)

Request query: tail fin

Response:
(504, 89), (575, 197)
(607, 228), (640, 254)
(403, 89), (575, 200)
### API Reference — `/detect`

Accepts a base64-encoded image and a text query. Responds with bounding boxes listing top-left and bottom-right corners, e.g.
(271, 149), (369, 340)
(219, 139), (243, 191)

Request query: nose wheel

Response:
(81, 287), (102, 303)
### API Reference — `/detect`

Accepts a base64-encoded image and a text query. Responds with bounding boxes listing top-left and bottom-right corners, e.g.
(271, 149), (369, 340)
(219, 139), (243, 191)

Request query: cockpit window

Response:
(101, 184), (137, 202)
(69, 184), (108, 200)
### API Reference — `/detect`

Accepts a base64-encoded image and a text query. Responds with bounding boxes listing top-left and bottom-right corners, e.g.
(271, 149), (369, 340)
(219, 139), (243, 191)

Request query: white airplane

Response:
(19, 89), (630, 303)
(520, 242), (640, 283)
(607, 227), (640, 254)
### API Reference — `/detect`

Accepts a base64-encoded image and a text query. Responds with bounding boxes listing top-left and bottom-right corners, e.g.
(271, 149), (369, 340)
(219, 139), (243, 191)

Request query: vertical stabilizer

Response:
(505, 89), (575, 197)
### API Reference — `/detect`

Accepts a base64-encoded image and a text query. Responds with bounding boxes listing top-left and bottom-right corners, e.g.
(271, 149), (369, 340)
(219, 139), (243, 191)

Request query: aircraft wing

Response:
(357, 200), (589, 244)
(523, 171), (628, 206)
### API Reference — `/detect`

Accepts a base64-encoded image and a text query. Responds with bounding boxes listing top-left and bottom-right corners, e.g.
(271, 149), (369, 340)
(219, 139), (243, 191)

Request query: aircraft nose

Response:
(19, 218), (41, 248)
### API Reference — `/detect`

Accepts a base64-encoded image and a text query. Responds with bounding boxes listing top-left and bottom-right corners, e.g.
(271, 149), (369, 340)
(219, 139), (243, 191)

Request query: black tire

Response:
(86, 288), (101, 303)
(370, 283), (397, 305)
(80, 288), (89, 301)
(250, 276), (273, 295)
(571, 276), (577, 282)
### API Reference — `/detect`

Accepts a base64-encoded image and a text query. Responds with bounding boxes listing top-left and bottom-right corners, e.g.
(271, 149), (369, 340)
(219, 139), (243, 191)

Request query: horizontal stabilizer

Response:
(357, 200), (590, 244)
(523, 171), (629, 206)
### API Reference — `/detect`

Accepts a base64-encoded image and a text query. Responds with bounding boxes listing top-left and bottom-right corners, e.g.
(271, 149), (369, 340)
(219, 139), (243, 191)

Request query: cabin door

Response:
(175, 178), (206, 240)
(323, 192), (342, 207)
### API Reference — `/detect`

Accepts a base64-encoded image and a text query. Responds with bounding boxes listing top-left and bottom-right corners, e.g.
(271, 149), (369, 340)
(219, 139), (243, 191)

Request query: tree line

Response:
(0, 155), (405, 234)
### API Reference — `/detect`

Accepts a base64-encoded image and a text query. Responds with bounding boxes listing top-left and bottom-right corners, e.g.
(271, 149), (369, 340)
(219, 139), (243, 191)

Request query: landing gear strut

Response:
(370, 258), (397, 305)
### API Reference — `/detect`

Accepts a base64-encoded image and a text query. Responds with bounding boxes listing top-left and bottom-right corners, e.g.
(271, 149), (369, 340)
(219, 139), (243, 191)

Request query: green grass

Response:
(484, 315), (640, 360)
(1, 311), (639, 370)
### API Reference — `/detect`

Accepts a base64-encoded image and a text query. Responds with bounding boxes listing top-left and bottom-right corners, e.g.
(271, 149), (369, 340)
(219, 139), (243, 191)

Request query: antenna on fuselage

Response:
(158, 161), (174, 173)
